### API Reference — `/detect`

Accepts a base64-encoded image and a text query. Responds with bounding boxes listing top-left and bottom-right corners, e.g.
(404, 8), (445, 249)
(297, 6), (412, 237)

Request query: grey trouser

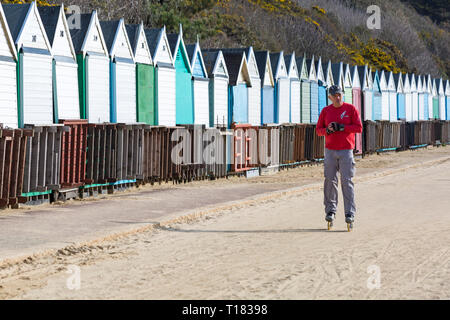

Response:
(324, 148), (356, 217)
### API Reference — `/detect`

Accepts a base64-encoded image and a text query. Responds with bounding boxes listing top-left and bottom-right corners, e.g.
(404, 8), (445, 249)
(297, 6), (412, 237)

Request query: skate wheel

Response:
(347, 223), (353, 232)
(327, 221), (332, 230)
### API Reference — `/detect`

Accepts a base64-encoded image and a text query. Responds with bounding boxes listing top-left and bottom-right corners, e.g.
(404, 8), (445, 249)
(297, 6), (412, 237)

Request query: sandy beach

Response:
(1, 146), (450, 299)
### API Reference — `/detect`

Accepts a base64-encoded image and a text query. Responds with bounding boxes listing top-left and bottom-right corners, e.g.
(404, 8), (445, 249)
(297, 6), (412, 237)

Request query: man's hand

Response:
(329, 122), (345, 133)
(326, 123), (335, 135)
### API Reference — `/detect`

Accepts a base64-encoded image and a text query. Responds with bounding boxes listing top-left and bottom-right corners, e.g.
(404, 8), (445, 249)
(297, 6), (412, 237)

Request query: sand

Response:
(1, 146), (450, 299)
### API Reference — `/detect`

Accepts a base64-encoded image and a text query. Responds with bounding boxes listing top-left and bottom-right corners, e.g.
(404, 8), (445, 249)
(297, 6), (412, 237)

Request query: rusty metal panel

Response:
(59, 120), (88, 188)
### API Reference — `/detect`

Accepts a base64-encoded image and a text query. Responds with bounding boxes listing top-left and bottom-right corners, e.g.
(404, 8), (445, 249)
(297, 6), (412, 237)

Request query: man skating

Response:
(316, 85), (363, 230)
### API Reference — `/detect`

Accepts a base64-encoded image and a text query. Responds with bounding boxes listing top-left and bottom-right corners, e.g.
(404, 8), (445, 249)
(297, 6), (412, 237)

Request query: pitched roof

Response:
(66, 12), (92, 53)
(99, 20), (120, 54)
(205, 49), (244, 85)
(393, 73), (402, 89)
(144, 28), (161, 58)
(254, 50), (269, 81)
(316, 58), (325, 81)
(37, 5), (61, 46)
(269, 52), (281, 79)
(331, 63), (342, 87)
(185, 43), (196, 62)
(2, 3), (31, 43)
(437, 78), (444, 93)
(357, 66), (367, 86)
(220, 47), (252, 60)
(167, 33), (179, 57)
(202, 50), (219, 76)
(125, 24), (140, 55)
(296, 55), (307, 78)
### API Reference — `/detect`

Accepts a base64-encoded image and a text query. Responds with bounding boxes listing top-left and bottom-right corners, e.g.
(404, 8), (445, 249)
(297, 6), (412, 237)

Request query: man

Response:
(316, 85), (363, 229)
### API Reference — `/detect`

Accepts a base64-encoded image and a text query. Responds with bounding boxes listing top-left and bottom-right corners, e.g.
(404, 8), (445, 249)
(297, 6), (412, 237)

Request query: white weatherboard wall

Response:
(278, 78), (290, 123)
(83, 13), (110, 123)
(51, 9), (79, 120)
(247, 52), (260, 126)
(248, 79), (261, 125)
(364, 90), (373, 121)
(412, 91), (418, 121)
(212, 77), (228, 126)
(0, 60), (17, 128)
(110, 21), (136, 123)
(16, 4), (53, 126)
(405, 91), (412, 121)
(115, 61), (136, 123)
(0, 8), (17, 128)
(22, 53), (53, 125)
(54, 60), (79, 119)
(194, 79), (209, 125)
(87, 54), (110, 123)
(290, 80), (300, 123)
(157, 67), (176, 126)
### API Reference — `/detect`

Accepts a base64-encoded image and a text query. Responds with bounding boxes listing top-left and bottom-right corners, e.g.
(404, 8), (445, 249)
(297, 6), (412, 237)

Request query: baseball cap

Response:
(329, 85), (343, 95)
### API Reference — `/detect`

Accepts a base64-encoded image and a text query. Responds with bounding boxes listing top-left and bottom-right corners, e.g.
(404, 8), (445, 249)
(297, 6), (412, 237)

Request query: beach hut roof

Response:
(203, 50), (250, 86)
(37, 5), (60, 46)
(0, 3), (18, 60)
(144, 28), (161, 58)
(125, 23), (140, 55)
(315, 57), (325, 84)
(331, 63), (344, 88)
(202, 50), (228, 79)
(186, 38), (207, 78)
(254, 50), (274, 87)
(393, 73), (403, 92)
(3, 2), (52, 52)
(2, 3), (30, 43)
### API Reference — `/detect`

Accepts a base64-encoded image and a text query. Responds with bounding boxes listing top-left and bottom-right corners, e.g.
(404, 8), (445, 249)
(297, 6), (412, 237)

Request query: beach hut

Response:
(285, 52), (300, 123)
(38, 5), (80, 122)
(316, 57), (327, 115)
(306, 56), (319, 124)
(394, 73), (405, 120)
(343, 63), (353, 104)
(126, 23), (155, 125)
(351, 65), (362, 154)
(67, 11), (110, 123)
(221, 47), (261, 126)
(325, 60), (334, 105)
(379, 71), (390, 121)
(255, 50), (275, 124)
(202, 50), (229, 127)
(186, 38), (209, 126)
(299, 54), (311, 123)
(167, 25), (193, 125)
(3, 2), (53, 127)
(422, 75), (430, 120)
(427, 75), (434, 120)
(437, 79), (446, 121)
(403, 74), (412, 122)
(417, 75), (426, 120)
(431, 78), (439, 120)
(387, 71), (398, 121)
(357, 65), (373, 121)
(100, 19), (136, 123)
(410, 74), (419, 121)
(351, 65), (362, 117)
(372, 71), (382, 121)
(204, 49), (252, 126)
(0, 3), (18, 128)
(269, 52), (289, 124)
(145, 27), (176, 126)
(445, 80), (450, 120)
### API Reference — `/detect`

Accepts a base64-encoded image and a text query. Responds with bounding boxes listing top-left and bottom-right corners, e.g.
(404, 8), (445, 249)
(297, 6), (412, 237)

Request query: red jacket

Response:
(316, 102), (363, 150)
